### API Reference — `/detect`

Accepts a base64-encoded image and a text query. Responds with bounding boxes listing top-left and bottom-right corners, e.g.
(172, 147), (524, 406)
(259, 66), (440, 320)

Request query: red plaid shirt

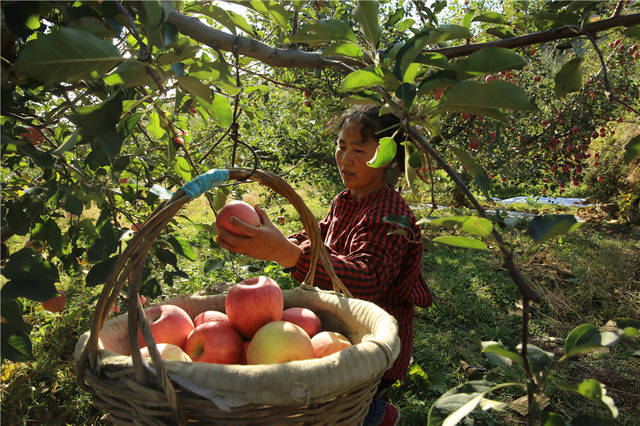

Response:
(288, 185), (432, 380)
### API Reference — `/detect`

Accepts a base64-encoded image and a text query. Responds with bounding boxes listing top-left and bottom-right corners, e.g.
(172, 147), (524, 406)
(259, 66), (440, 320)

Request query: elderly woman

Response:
(217, 105), (432, 426)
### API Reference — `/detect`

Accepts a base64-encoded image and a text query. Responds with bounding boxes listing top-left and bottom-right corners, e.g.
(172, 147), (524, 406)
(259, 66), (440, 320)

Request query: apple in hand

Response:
(311, 331), (352, 358)
(281, 307), (322, 338)
(140, 343), (192, 362)
(216, 200), (261, 236)
(42, 289), (66, 313)
(138, 304), (194, 349)
(246, 321), (314, 365)
(193, 310), (231, 327)
(225, 276), (283, 338)
(184, 321), (244, 364)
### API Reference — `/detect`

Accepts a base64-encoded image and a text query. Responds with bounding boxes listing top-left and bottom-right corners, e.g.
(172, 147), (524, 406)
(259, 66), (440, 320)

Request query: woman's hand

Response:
(216, 205), (302, 268)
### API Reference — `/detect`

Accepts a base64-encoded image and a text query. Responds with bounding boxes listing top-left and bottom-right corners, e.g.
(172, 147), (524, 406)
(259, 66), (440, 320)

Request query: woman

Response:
(216, 105), (432, 426)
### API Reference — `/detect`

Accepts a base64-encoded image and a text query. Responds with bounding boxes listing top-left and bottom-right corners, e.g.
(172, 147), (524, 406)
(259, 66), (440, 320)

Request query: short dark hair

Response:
(338, 104), (406, 171)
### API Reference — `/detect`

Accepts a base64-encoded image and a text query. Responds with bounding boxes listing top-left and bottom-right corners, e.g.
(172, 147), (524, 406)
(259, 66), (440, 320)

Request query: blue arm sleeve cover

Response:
(180, 169), (229, 199)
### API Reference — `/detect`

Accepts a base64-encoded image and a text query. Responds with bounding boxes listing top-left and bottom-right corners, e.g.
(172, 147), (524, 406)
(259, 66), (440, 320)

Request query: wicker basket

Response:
(74, 168), (400, 425)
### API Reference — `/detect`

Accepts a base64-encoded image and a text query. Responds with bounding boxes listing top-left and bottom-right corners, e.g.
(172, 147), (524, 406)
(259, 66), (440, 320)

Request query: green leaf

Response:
(168, 235), (196, 261)
(177, 76), (212, 103)
(155, 247), (178, 267)
(428, 380), (497, 426)
(482, 342), (524, 369)
(13, 27), (122, 85)
(433, 236), (487, 250)
(427, 24), (472, 43)
(439, 80), (537, 112)
(85, 256), (119, 287)
(472, 12), (508, 25)
(457, 48), (525, 76)
(184, 3), (254, 35)
(147, 111), (166, 140)
(31, 219), (62, 255)
(396, 83), (416, 108)
(2, 331), (35, 362)
(355, 0), (380, 47)
(341, 67), (385, 91)
(542, 412), (567, 426)
(416, 52), (452, 69)
(103, 60), (156, 88)
(486, 27), (516, 39)
(321, 42), (364, 59)
(51, 130), (80, 155)
(518, 343), (554, 374)
(63, 191), (84, 216)
(623, 135), (640, 164)
(559, 379), (618, 418)
(562, 324), (622, 360)
(204, 259), (225, 274)
(554, 57), (584, 97)
(0, 248), (60, 301)
(250, 0), (289, 30)
(367, 137), (396, 168)
(86, 221), (121, 263)
(451, 147), (492, 198)
(175, 156), (192, 182)
(72, 92), (124, 158)
(383, 214), (412, 229)
(291, 20), (357, 46)
(1, 299), (31, 333)
(393, 30), (433, 80)
(419, 216), (493, 238)
(209, 93), (233, 128)
(623, 25), (640, 40)
(528, 214), (580, 244)
(189, 60), (239, 95)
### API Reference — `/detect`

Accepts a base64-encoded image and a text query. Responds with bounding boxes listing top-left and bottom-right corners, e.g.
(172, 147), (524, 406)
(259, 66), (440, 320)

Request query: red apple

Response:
(184, 321), (244, 364)
(42, 289), (66, 313)
(21, 126), (43, 145)
(193, 310), (231, 327)
(246, 321), (314, 365)
(215, 200), (261, 236)
(469, 139), (480, 150)
(225, 276), (283, 338)
(311, 331), (352, 358)
(138, 304), (194, 349)
(140, 343), (192, 362)
(281, 307), (322, 338)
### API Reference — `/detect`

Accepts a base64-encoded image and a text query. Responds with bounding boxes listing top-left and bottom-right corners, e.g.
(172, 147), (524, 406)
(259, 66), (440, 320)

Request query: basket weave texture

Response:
(74, 168), (400, 425)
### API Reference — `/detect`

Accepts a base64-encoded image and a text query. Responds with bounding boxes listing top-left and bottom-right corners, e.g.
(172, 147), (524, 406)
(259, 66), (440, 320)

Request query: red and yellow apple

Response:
(225, 276), (283, 338)
(138, 304), (194, 349)
(42, 289), (66, 313)
(246, 321), (314, 365)
(183, 321), (244, 364)
(215, 200), (261, 236)
(311, 331), (352, 358)
(193, 310), (231, 327)
(280, 307), (322, 338)
(140, 343), (192, 362)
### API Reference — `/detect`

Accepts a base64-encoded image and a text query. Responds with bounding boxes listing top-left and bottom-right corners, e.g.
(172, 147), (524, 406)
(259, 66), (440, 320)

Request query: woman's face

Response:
(335, 119), (387, 200)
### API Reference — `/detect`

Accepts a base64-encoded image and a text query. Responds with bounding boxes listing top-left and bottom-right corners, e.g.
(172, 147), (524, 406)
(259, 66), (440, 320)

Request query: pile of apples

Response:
(135, 276), (352, 365)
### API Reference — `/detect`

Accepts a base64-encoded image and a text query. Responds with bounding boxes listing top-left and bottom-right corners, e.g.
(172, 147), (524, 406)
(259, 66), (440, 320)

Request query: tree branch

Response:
(168, 9), (640, 68)
(430, 13), (640, 58)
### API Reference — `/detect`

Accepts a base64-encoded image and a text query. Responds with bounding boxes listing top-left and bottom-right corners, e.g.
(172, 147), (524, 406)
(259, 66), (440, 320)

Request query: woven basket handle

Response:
(78, 168), (351, 399)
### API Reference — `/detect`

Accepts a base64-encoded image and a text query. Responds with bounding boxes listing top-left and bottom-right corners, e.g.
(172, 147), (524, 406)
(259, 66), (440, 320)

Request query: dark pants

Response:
(363, 379), (397, 425)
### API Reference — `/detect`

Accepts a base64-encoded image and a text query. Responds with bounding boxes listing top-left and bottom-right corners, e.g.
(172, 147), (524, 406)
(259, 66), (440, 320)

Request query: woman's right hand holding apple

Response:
(216, 205), (302, 268)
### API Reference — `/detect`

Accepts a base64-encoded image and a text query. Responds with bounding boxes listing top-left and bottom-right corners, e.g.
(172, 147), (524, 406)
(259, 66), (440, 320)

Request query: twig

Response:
(611, 0), (625, 18)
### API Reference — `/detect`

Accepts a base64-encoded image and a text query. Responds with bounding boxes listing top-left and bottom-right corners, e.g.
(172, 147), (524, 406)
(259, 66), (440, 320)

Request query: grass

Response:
(1, 183), (639, 425)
